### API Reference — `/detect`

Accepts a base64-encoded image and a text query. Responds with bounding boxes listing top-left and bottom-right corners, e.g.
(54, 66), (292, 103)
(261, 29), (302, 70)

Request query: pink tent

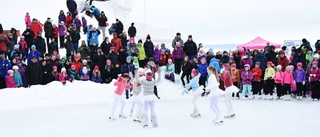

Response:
(237, 37), (281, 50)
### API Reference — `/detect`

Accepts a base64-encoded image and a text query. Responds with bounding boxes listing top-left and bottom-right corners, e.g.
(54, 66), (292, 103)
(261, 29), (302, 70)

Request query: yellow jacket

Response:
(264, 67), (275, 80)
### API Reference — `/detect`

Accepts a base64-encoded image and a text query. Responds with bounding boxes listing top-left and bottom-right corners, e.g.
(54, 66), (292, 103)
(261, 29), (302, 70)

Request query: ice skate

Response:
(119, 115), (127, 119)
(213, 119), (224, 125)
(192, 113), (201, 118)
(129, 110), (133, 117)
(142, 124), (148, 128)
(190, 111), (196, 117)
(224, 114), (236, 118)
(153, 124), (158, 128)
(108, 116), (116, 121)
(133, 119), (142, 123)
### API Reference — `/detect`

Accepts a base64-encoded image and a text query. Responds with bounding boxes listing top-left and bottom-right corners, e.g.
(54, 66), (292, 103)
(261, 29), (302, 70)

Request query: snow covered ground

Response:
(0, 79), (319, 137)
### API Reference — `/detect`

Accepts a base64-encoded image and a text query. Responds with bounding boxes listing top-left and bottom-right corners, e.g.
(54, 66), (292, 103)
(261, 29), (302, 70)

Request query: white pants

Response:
(192, 88), (203, 114)
(224, 90), (234, 115)
(210, 95), (221, 120)
(110, 94), (126, 117)
(144, 100), (157, 126)
(97, 26), (107, 39)
(131, 94), (143, 119)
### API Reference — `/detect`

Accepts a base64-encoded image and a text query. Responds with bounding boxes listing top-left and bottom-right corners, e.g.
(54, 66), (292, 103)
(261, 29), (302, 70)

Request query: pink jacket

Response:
(309, 68), (320, 82)
(274, 71), (283, 84)
(282, 71), (293, 85)
(25, 15), (31, 26)
(114, 77), (132, 96)
(6, 76), (18, 88)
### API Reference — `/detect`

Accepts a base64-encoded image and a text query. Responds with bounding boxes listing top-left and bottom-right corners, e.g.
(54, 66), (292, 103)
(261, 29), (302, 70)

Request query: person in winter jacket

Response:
(97, 11), (108, 39)
(81, 2), (91, 17)
(59, 67), (72, 85)
(80, 60), (91, 81)
(109, 73), (132, 120)
(251, 62), (262, 99)
(136, 39), (147, 67)
(91, 65), (102, 83)
(106, 46), (119, 66)
(264, 61), (275, 100)
(74, 16), (82, 32)
(48, 38), (59, 55)
(0, 51), (12, 89)
(120, 56), (135, 75)
(165, 59), (175, 82)
(33, 31), (46, 56)
(66, 0), (77, 19)
(58, 21), (67, 48)
(25, 56), (42, 86)
(10, 45), (22, 61)
(274, 65), (283, 99)
(100, 37), (111, 55)
(184, 69), (202, 117)
(58, 10), (66, 23)
(160, 49), (173, 66)
(128, 23), (137, 38)
(52, 65), (59, 81)
(78, 41), (91, 59)
(282, 66), (294, 100)
(12, 65), (22, 87)
(17, 61), (28, 87)
(111, 32), (122, 55)
(278, 51), (289, 72)
(183, 35), (197, 60)
(81, 16), (88, 34)
(104, 59), (114, 83)
(44, 18), (54, 46)
(126, 37), (139, 57)
(290, 49), (299, 69)
(6, 33), (15, 59)
(65, 12), (73, 28)
(197, 48), (206, 63)
(220, 51), (230, 64)
(294, 62), (306, 100)
(22, 25), (34, 52)
(266, 45), (278, 66)
(69, 65), (80, 80)
(91, 6), (101, 20)
(153, 44), (161, 66)
(27, 45), (41, 64)
(70, 27), (81, 54)
(209, 57), (221, 73)
(240, 52), (253, 70)
(64, 35), (74, 57)
(30, 19), (42, 39)
(115, 19), (124, 37)
(206, 49), (214, 65)
(198, 57), (208, 88)
(231, 63), (240, 98)
(25, 12), (31, 26)
(309, 61), (320, 100)
(144, 35), (154, 59)
(181, 56), (192, 87)
(172, 42), (184, 74)
(88, 27), (101, 47)
(6, 70), (18, 88)
(172, 32), (184, 48)
(0, 34), (10, 55)
(253, 52), (267, 72)
(18, 36), (28, 60)
(72, 54), (82, 74)
(241, 64), (253, 99)
(41, 60), (53, 85)
(52, 24), (58, 40)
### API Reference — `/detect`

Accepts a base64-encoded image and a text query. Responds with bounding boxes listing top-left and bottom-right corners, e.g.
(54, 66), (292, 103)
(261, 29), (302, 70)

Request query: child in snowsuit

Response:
(52, 66), (59, 81)
(59, 68), (71, 85)
(241, 64), (253, 99)
(12, 65), (22, 87)
(294, 62), (306, 100)
(69, 65), (80, 80)
(91, 65), (102, 83)
(6, 70), (18, 88)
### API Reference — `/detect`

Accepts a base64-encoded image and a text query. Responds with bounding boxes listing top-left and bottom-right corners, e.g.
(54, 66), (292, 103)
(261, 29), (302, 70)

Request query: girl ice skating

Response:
(130, 68), (145, 123)
(185, 69), (203, 118)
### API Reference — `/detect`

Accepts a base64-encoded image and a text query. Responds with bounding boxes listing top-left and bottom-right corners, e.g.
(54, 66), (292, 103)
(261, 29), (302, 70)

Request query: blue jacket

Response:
(89, 31), (100, 46)
(120, 63), (135, 75)
(294, 69), (306, 83)
(13, 72), (23, 87)
(253, 53), (267, 71)
(27, 50), (41, 64)
(198, 63), (208, 77)
(0, 58), (12, 78)
(165, 64), (175, 74)
(92, 7), (101, 17)
(10, 50), (22, 59)
(91, 74), (102, 83)
(209, 58), (220, 73)
(185, 75), (200, 91)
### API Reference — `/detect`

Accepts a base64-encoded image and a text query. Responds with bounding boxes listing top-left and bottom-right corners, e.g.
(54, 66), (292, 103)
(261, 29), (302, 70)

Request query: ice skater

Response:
(109, 73), (132, 120)
(221, 64), (239, 118)
(184, 69), (203, 118)
(205, 66), (224, 124)
(130, 68), (145, 123)
(135, 69), (161, 128)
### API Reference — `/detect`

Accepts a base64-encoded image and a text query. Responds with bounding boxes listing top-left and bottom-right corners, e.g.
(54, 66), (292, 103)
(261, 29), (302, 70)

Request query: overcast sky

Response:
(1, 0), (319, 45)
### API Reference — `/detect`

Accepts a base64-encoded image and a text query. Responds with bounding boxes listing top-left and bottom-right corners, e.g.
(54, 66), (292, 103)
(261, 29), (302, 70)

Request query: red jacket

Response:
(66, 15), (73, 28)
(53, 27), (58, 39)
(111, 37), (122, 55)
(30, 22), (43, 38)
(221, 71), (233, 88)
(278, 57), (289, 72)
(0, 34), (10, 52)
(18, 40), (28, 54)
(72, 61), (82, 74)
(160, 54), (173, 65)
(252, 67), (262, 81)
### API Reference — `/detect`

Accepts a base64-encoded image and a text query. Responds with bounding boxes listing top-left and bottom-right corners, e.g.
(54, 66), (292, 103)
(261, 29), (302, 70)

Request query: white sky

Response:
(0, 0), (319, 45)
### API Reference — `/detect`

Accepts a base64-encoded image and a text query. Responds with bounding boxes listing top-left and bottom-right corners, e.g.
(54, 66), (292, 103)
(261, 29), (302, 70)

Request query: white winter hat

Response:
(14, 44), (19, 49)
(12, 65), (19, 70)
(276, 65), (282, 70)
(138, 68), (145, 74)
(314, 54), (320, 59)
(82, 59), (87, 64)
(61, 68), (66, 72)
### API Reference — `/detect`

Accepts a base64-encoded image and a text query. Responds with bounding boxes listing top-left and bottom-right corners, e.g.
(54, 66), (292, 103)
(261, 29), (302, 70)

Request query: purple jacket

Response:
(240, 58), (253, 70)
(58, 14), (66, 23)
(172, 47), (184, 59)
(294, 69), (306, 83)
(58, 25), (66, 36)
(153, 49), (161, 63)
(52, 72), (59, 81)
(18, 66), (28, 88)
(74, 19), (81, 29)
(241, 70), (253, 84)
(82, 17), (87, 27)
(309, 68), (320, 82)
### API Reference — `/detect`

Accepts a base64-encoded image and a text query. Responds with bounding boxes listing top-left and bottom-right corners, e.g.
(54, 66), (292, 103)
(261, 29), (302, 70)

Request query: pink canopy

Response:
(237, 37), (281, 50)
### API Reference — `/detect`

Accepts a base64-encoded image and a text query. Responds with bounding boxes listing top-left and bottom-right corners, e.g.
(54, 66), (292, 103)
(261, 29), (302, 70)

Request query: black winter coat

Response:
(116, 21), (124, 35)
(143, 41), (154, 58)
(128, 26), (136, 37)
(70, 30), (80, 44)
(98, 16), (108, 27)
(253, 53), (268, 71)
(41, 64), (53, 85)
(100, 41), (111, 55)
(182, 61), (192, 75)
(26, 62), (42, 85)
(183, 41), (197, 56)
(44, 21), (54, 38)
(34, 36), (46, 54)
(22, 29), (35, 48)
(10, 28), (18, 44)
(66, 0), (77, 11)
(106, 52), (119, 65)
